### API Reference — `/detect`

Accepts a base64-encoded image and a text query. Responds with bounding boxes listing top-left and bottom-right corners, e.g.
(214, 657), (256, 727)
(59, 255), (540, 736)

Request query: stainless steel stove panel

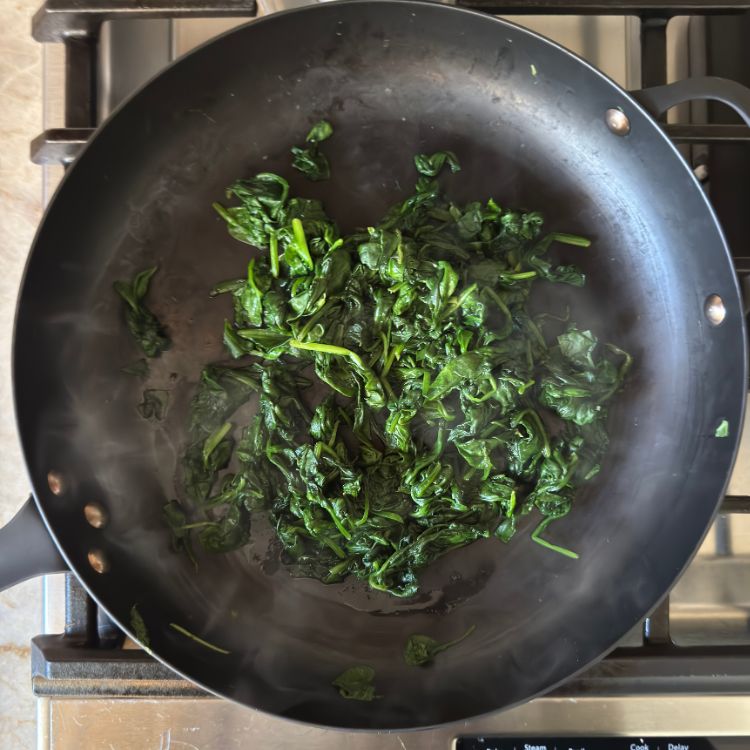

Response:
(35, 695), (750, 749)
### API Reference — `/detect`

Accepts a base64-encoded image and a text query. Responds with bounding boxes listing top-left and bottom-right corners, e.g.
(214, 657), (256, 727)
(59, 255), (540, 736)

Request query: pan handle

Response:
(0, 496), (67, 592)
(633, 76), (750, 127)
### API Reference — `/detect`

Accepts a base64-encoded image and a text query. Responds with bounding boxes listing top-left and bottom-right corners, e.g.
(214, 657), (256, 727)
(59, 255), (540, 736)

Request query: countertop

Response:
(0, 0), (44, 747)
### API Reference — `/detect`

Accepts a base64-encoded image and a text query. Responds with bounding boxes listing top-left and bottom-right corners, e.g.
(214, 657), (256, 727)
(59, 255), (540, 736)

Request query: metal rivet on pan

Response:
(84, 503), (108, 529)
(705, 294), (726, 326)
(605, 108), (630, 136)
(87, 549), (109, 574)
(47, 471), (64, 495)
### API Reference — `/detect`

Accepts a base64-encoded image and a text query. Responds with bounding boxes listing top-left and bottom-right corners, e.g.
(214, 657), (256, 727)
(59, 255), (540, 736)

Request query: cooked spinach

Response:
(169, 622), (230, 654)
(291, 120), (333, 181)
(404, 624), (476, 666)
(114, 266), (171, 357)
(129, 604), (151, 650)
(137, 389), (170, 422)
(163, 499), (198, 568)
(174, 142), (630, 598)
(332, 665), (379, 701)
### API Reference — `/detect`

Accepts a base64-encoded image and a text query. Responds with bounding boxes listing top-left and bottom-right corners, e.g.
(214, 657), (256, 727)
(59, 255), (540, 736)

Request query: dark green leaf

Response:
(114, 267), (170, 357)
(291, 146), (330, 181)
(332, 665), (379, 701)
(198, 503), (251, 553)
(129, 604), (151, 650)
(414, 151), (460, 177)
(404, 625), (476, 666)
(291, 121), (333, 181)
(306, 120), (333, 144)
(424, 352), (492, 401)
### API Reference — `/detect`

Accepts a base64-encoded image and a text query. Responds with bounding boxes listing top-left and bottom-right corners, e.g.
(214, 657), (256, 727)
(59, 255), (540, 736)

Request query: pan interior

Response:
(14, 1), (745, 729)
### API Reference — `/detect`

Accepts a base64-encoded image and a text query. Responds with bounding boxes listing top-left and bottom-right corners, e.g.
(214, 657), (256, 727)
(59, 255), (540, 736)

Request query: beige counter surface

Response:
(0, 0), (43, 747)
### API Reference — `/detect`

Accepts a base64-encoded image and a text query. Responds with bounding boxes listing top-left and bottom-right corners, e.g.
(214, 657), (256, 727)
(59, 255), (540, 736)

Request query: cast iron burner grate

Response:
(28, 0), (750, 700)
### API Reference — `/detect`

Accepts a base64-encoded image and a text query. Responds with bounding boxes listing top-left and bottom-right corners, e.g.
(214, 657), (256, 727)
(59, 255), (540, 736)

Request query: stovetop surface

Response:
(33, 1), (750, 747)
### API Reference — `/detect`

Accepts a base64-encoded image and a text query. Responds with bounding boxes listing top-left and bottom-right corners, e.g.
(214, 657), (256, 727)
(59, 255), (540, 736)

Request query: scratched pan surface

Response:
(13, 0), (745, 729)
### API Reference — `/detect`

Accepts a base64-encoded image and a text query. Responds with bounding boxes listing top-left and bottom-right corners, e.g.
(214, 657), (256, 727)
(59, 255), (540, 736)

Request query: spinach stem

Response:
(212, 202), (236, 227)
(375, 511), (403, 523)
(296, 302), (335, 341)
(526, 318), (547, 349)
(289, 339), (365, 370)
(323, 502), (352, 540)
(202, 422), (232, 467)
(381, 344), (403, 378)
(169, 623), (231, 654)
(381, 373), (396, 402)
(316, 441), (340, 461)
(380, 331), (390, 365)
(355, 493), (370, 526)
(531, 517), (579, 559)
(321, 535), (347, 559)
(435, 624), (477, 654)
(246, 258), (261, 294)
(601, 345), (634, 401)
(291, 218), (314, 269)
(547, 232), (591, 247)
(269, 232), (280, 277)
(443, 283), (478, 319)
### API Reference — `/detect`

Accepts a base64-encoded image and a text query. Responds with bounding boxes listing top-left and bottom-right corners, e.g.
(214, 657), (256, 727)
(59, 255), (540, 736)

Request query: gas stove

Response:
(32, 1), (750, 747)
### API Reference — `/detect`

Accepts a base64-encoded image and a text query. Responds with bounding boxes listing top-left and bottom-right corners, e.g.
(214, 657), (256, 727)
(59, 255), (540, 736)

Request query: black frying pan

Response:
(1, 0), (748, 730)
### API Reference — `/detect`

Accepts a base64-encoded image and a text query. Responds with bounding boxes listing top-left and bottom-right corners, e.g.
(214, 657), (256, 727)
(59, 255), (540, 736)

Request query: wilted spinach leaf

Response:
(291, 120), (333, 181)
(129, 604), (151, 651)
(404, 624), (476, 666)
(114, 267), (171, 357)
(414, 151), (461, 177)
(332, 665), (379, 701)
